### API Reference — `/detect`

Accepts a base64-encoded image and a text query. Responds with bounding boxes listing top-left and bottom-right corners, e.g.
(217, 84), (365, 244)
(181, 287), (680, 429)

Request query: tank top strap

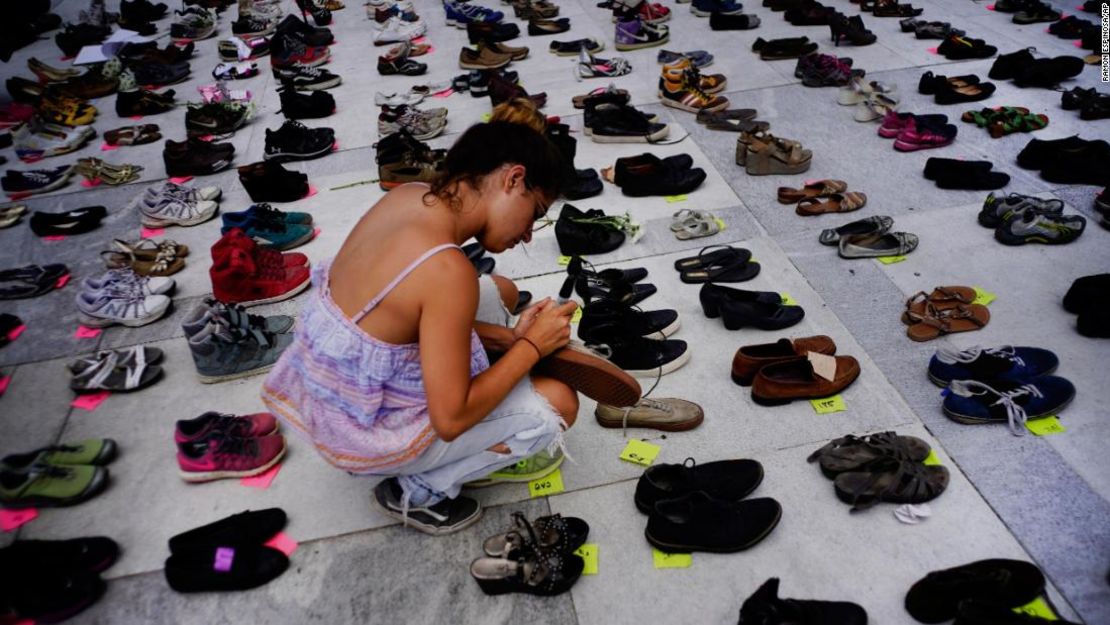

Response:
(351, 243), (462, 323)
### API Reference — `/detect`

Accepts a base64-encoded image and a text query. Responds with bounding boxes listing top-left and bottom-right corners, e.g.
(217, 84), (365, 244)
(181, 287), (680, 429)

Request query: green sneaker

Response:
(466, 450), (565, 488)
(2, 439), (118, 470)
(0, 464), (109, 509)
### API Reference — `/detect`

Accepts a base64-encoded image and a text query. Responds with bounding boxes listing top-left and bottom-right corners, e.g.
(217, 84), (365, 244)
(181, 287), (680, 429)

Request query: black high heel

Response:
(294, 0), (331, 26)
(563, 256), (654, 306)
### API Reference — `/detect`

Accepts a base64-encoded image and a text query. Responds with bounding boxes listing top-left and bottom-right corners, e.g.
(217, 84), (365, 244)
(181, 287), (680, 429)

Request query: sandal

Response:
(75, 158), (143, 186)
(69, 349), (163, 393)
(670, 210), (721, 240)
(115, 237), (190, 259)
(103, 124), (162, 146)
(744, 136), (813, 175)
(901, 286), (976, 323)
(905, 303), (991, 342)
(101, 239), (186, 277)
(470, 546), (584, 596)
(777, 179), (848, 203)
(818, 215), (894, 245)
(0, 205), (28, 229)
(795, 192), (867, 215)
(679, 254), (760, 284)
(673, 245), (752, 272)
(833, 456), (949, 511)
(807, 431), (931, 478)
(483, 511), (590, 558)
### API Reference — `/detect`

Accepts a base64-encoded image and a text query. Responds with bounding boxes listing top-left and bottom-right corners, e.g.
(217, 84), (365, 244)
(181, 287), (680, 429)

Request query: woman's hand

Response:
(521, 300), (577, 357)
(512, 297), (549, 340)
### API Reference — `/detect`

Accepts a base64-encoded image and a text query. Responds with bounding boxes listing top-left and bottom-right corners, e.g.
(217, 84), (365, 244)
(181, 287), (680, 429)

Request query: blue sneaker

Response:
(928, 345), (1058, 387)
(221, 207), (315, 251)
(943, 376), (1075, 435)
(444, 1), (502, 27)
(691, 0), (743, 16)
(224, 203), (313, 226)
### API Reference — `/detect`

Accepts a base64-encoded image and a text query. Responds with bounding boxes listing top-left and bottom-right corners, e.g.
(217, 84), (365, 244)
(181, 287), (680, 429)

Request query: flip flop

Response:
(777, 179), (848, 203)
(796, 192), (867, 215)
(672, 245), (751, 272)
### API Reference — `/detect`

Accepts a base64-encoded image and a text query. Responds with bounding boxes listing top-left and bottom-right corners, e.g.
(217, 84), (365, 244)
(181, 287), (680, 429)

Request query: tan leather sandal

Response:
(795, 192), (867, 215)
(777, 179), (848, 203)
(901, 286), (976, 324)
(746, 137), (813, 175)
(905, 303), (990, 342)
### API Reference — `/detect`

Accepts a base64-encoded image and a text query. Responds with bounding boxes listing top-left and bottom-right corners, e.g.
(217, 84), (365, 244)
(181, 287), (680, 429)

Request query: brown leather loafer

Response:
(731, 335), (837, 386)
(751, 355), (860, 405)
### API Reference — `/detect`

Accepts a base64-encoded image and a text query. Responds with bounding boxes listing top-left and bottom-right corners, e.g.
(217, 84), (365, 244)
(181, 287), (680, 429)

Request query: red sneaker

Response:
(177, 434), (286, 482)
(175, 411), (279, 445)
(210, 243), (311, 307)
(212, 228), (309, 268)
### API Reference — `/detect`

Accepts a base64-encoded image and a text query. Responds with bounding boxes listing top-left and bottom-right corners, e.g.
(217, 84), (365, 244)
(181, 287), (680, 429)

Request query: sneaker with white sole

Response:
(75, 288), (171, 328)
(373, 16), (426, 44)
(373, 477), (483, 536)
(135, 190), (220, 227)
(82, 269), (175, 296)
(187, 316), (293, 383)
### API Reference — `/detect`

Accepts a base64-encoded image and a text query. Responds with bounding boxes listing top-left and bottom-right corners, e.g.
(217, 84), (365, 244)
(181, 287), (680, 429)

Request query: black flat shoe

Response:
(634, 457), (764, 513)
(1013, 56), (1084, 88)
(738, 578), (868, 625)
(988, 47), (1036, 80)
(29, 205), (106, 237)
(645, 491), (782, 553)
(918, 70), (980, 94)
(698, 283), (782, 318)
(933, 80), (996, 105)
(905, 559), (1045, 623)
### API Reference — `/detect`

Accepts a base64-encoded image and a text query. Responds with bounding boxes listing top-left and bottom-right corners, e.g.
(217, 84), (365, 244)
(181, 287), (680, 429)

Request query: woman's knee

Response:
(531, 376), (579, 428)
(492, 274), (519, 311)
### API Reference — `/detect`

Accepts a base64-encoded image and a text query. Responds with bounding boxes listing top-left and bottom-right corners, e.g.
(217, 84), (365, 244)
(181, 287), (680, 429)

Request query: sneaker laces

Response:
(681, 69), (715, 104)
(617, 396), (671, 436)
(936, 344), (1024, 367)
(948, 379), (1043, 436)
(22, 171), (52, 184)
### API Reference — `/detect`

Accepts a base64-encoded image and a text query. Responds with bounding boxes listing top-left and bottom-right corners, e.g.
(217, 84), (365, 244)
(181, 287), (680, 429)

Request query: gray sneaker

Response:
(187, 317), (293, 383)
(82, 269), (174, 296)
(181, 297), (294, 339)
(75, 288), (171, 328)
(595, 397), (704, 432)
(977, 192), (1063, 229)
(995, 210), (1086, 246)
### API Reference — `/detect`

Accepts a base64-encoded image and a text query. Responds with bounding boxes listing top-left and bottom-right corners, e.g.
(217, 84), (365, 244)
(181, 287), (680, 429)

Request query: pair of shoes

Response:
(657, 48), (712, 66)
(0, 205), (27, 229)
(115, 82), (175, 116)
(75, 268), (173, 328)
(594, 396), (703, 431)
(0, 535), (118, 622)
(733, 335), (859, 403)
(264, 119), (335, 161)
(221, 203), (315, 251)
(219, 35), (271, 62)
(708, 10), (760, 29)
(184, 297), (296, 384)
(903, 287), (989, 342)
(696, 107), (769, 131)
(669, 208), (721, 239)
(615, 16), (668, 50)
(73, 157), (142, 186)
(637, 458), (782, 552)
(185, 101), (254, 136)
(551, 37), (605, 55)
(486, 70), (547, 107)
(170, 6), (217, 42)
(458, 43), (517, 70)
(165, 509), (289, 591)
(554, 204), (638, 255)
(68, 345), (165, 392)
(809, 430), (946, 510)
(1063, 274), (1110, 338)
(700, 283), (803, 330)
(795, 52), (862, 87)
(989, 48), (1083, 88)
(828, 11), (875, 45)
(209, 228), (311, 307)
(470, 511), (588, 595)
(101, 237), (188, 277)
(613, 0), (670, 23)
(1060, 86), (1110, 121)
(0, 439), (115, 509)
(176, 411), (285, 482)
(778, 178), (867, 216)
(273, 63), (342, 90)
(29, 204), (105, 237)
(376, 128), (445, 189)
(529, 17), (571, 35)
(611, 152), (706, 196)
(445, 0), (502, 26)
(737, 131), (813, 174)
(1017, 135), (1110, 186)
(919, 71), (995, 104)
(674, 245), (759, 283)
(937, 34), (997, 59)
(136, 180), (222, 227)
(103, 123), (160, 145)
(739, 578), (868, 624)
(876, 111), (957, 151)
(900, 17), (962, 38)
(908, 560), (1076, 625)
(752, 36), (818, 59)
(821, 215), (917, 257)
(2, 165), (75, 197)
(467, 20), (519, 43)
(278, 84), (334, 120)
(658, 57), (728, 112)
(1001, 0), (1061, 23)
(545, 122), (603, 200)
(12, 119), (96, 162)
(163, 137), (233, 176)
(925, 157), (1010, 190)
(584, 95), (669, 143)
(239, 161), (310, 202)
(961, 106), (1047, 138)
(378, 104), (447, 140)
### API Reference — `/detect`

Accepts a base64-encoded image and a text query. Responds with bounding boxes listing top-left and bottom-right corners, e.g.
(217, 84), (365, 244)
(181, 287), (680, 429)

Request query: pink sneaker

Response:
(893, 123), (957, 151)
(177, 434), (286, 482)
(197, 82), (253, 105)
(175, 411), (279, 445)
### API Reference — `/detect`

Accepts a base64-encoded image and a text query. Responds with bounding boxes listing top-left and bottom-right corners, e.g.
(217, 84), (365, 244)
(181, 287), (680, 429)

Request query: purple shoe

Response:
(894, 123), (957, 151)
(615, 17), (669, 51)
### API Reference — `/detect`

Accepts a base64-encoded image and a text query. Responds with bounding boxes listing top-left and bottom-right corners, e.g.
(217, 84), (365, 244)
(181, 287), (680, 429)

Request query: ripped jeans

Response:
(393, 274), (565, 506)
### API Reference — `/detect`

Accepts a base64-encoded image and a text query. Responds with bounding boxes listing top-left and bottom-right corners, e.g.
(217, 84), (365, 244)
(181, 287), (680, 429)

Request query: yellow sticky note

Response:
(481, 112), (491, 122)
(923, 450), (942, 466)
(664, 194), (688, 203)
(574, 544), (598, 575)
(809, 394), (846, 414)
(620, 439), (661, 466)
(528, 468), (565, 498)
(780, 292), (798, 306)
(1026, 416), (1066, 436)
(713, 217), (727, 231)
(652, 548), (692, 569)
(1013, 597), (1057, 621)
(972, 286), (996, 306)
(570, 308), (582, 324)
(877, 255), (907, 265)
(557, 255), (572, 266)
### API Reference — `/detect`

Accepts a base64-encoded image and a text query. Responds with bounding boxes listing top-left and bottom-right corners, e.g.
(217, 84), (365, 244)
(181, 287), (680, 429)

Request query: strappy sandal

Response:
(483, 512), (590, 558)
(104, 124), (162, 146)
(905, 303), (991, 342)
(75, 158), (143, 186)
(745, 136), (813, 175)
(673, 245), (752, 272)
(901, 285), (976, 324)
(69, 349), (164, 393)
(833, 456), (949, 511)
(0, 205), (28, 229)
(807, 431), (931, 478)
(670, 210), (721, 240)
(116, 237), (190, 259)
(470, 545), (584, 596)
(101, 239), (186, 277)
(777, 179), (848, 203)
(679, 253), (760, 284)
(795, 192), (867, 215)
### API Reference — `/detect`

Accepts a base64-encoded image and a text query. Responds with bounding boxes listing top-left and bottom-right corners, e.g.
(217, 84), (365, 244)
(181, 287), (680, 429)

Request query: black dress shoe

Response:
(554, 204), (625, 256)
(29, 206), (106, 237)
(933, 80), (995, 104)
(0, 537), (120, 574)
(1012, 56), (1084, 88)
(739, 578), (868, 625)
(918, 70), (980, 94)
(165, 544), (289, 592)
(905, 559), (1045, 623)
(1039, 141), (1110, 185)
(634, 458), (764, 513)
(1016, 135), (1090, 169)
(645, 491), (782, 553)
(1063, 273), (1110, 314)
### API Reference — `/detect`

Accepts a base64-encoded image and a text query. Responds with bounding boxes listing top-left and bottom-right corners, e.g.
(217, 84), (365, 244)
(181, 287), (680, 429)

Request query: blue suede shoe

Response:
(221, 207), (315, 251)
(928, 345), (1058, 387)
(943, 376), (1075, 435)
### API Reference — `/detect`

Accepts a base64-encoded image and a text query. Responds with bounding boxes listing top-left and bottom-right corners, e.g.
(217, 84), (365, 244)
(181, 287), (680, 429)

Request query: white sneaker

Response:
(75, 288), (172, 328)
(135, 184), (220, 227)
(372, 16), (426, 44)
(146, 181), (223, 202)
(83, 269), (175, 296)
(374, 90), (425, 106)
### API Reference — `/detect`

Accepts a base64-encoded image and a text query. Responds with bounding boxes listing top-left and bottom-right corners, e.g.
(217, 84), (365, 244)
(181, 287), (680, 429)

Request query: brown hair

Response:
(489, 98), (547, 133)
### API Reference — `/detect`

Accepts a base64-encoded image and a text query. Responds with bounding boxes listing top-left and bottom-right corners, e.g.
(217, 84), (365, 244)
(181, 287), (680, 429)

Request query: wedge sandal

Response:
(482, 512), (589, 558)
(833, 457), (948, 511)
(807, 431), (931, 478)
(777, 179), (848, 203)
(796, 192), (867, 216)
(905, 303), (990, 342)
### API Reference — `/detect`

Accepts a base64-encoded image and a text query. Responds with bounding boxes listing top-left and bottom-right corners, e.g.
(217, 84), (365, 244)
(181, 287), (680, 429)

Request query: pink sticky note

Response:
(169, 176), (193, 184)
(986, 3), (995, 8)
(197, 134), (214, 142)
(303, 185), (318, 199)
(264, 532), (298, 556)
(141, 227), (165, 239)
(8, 324), (27, 341)
(21, 154), (43, 164)
(71, 390), (110, 411)
(412, 36), (427, 44)
(927, 47), (939, 54)
(130, 115), (144, 121)
(1073, 40), (1083, 47)
(74, 325), (102, 339)
(100, 142), (120, 151)
(213, 546), (235, 571)
(313, 227), (321, 239)
(432, 88), (454, 98)
(7, 191), (32, 201)
(42, 235), (66, 241)
(0, 375), (10, 396)
(240, 462), (282, 489)
(55, 274), (71, 288)
(331, 141), (339, 152)
(80, 178), (102, 188)
(0, 508), (38, 532)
